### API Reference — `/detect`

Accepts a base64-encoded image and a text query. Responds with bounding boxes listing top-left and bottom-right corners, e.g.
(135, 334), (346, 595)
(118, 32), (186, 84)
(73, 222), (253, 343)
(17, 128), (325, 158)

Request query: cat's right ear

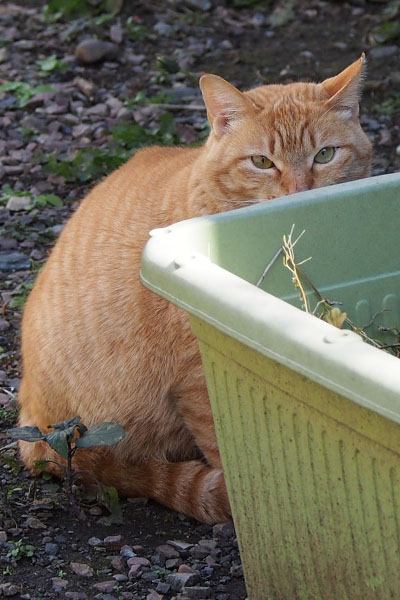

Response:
(199, 74), (251, 137)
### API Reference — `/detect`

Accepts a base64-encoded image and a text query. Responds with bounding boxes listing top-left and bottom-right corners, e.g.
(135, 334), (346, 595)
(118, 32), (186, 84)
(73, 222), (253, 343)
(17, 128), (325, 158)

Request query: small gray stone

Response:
(212, 522), (235, 539)
(153, 543), (180, 565)
(51, 577), (69, 592)
(182, 586), (211, 599)
(156, 582), (170, 593)
(88, 537), (103, 547)
(369, 45), (399, 60)
(0, 530), (8, 543)
(110, 24), (123, 44)
(0, 583), (20, 597)
(166, 572), (200, 592)
(72, 124), (91, 138)
(65, 593), (89, 600)
(70, 562), (94, 577)
(103, 535), (123, 550)
(75, 39), (119, 64)
(112, 574), (128, 582)
(92, 581), (116, 593)
(185, 0), (212, 10)
(86, 103), (108, 117)
(0, 319), (9, 331)
(146, 593), (163, 600)
(120, 545), (135, 558)
(154, 22), (172, 37)
(125, 53), (146, 65)
(0, 47), (9, 63)
(45, 542), (59, 555)
(6, 195), (31, 211)
(25, 516), (47, 530)
(167, 540), (194, 553)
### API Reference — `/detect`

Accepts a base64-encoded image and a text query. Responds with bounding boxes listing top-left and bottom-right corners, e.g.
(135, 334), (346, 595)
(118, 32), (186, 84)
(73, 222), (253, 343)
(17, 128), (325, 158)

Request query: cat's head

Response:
(199, 55), (373, 209)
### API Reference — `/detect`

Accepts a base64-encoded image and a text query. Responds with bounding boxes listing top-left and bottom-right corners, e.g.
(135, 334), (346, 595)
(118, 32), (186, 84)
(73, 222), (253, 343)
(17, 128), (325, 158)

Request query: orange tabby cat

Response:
(18, 56), (372, 523)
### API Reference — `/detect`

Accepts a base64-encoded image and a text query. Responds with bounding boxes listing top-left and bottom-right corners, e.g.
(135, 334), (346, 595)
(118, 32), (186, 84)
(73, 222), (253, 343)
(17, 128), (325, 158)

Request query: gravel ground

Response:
(0, 1), (399, 599)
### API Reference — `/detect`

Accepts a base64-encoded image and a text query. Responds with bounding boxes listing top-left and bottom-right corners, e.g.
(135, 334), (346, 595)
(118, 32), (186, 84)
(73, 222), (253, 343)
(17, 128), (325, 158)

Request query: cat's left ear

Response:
(199, 74), (252, 137)
(322, 54), (366, 118)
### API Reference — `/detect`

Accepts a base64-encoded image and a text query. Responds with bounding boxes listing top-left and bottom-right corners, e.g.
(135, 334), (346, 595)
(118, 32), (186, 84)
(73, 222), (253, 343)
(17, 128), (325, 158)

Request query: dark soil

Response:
(0, 1), (399, 599)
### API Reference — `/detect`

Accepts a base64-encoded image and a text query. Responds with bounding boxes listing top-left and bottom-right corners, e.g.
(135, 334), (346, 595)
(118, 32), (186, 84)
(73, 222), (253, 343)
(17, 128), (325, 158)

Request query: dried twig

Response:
(256, 246), (283, 287)
(282, 225), (312, 312)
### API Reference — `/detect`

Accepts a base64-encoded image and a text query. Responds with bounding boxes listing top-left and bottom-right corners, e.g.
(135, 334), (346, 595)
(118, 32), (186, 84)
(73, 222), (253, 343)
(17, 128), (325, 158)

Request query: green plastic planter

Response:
(141, 173), (400, 600)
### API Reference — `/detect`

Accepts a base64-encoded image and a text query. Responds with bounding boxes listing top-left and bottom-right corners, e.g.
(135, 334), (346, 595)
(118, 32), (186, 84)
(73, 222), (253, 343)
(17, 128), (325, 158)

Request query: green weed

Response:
(6, 539), (35, 562)
(9, 416), (125, 517)
(42, 114), (179, 183)
(0, 82), (55, 108)
(36, 54), (68, 76)
(42, 0), (113, 20)
(373, 92), (400, 115)
(8, 282), (34, 309)
(0, 185), (63, 210)
(126, 18), (156, 42)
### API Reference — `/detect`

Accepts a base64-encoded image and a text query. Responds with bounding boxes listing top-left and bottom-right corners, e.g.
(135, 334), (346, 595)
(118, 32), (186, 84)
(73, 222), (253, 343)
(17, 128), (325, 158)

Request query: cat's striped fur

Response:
(18, 57), (372, 523)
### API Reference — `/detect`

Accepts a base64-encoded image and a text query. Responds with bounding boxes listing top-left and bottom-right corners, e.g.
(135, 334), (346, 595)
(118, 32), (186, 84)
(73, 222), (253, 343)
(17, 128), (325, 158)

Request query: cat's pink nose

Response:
(285, 179), (310, 195)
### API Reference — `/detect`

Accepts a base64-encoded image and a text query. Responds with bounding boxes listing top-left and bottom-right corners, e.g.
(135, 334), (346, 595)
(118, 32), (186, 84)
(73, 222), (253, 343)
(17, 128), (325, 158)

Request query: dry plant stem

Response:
(256, 246), (283, 287)
(282, 225), (312, 312)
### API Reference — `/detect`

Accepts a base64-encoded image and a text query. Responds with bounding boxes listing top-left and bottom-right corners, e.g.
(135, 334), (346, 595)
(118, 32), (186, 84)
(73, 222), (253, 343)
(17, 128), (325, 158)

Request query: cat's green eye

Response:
(314, 147), (336, 164)
(251, 155), (274, 169)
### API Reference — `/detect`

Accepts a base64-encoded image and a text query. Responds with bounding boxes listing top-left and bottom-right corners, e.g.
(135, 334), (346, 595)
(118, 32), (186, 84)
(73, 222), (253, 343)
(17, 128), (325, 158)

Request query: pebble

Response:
(110, 24), (124, 44)
(75, 39), (119, 64)
(92, 581), (116, 593)
(369, 46), (399, 60)
(45, 542), (59, 555)
(153, 543), (180, 565)
(110, 556), (124, 570)
(396, 144), (400, 156)
(212, 522), (235, 540)
(103, 535), (123, 550)
(154, 22), (172, 37)
(25, 517), (47, 529)
(0, 252), (31, 272)
(146, 593), (163, 600)
(6, 196), (31, 211)
(183, 587), (211, 599)
(88, 537), (103, 547)
(0, 530), (8, 543)
(185, 0), (212, 10)
(167, 540), (194, 553)
(0, 320), (10, 332)
(72, 124), (91, 138)
(166, 572), (200, 592)
(86, 103), (108, 116)
(52, 577), (69, 592)
(65, 593), (89, 600)
(70, 562), (94, 577)
(0, 583), (20, 597)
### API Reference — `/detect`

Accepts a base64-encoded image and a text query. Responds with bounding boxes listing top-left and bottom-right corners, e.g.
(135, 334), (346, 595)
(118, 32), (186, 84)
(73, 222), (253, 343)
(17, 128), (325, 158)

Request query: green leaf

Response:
(44, 430), (69, 459)
(35, 193), (63, 207)
(97, 485), (123, 524)
(37, 55), (59, 72)
(9, 296), (27, 309)
(49, 416), (82, 430)
(76, 422), (125, 449)
(8, 426), (45, 442)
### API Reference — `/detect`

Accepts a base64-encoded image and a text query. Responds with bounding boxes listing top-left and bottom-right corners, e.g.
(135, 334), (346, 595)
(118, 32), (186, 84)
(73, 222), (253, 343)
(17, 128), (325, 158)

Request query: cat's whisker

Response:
(230, 199), (262, 205)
